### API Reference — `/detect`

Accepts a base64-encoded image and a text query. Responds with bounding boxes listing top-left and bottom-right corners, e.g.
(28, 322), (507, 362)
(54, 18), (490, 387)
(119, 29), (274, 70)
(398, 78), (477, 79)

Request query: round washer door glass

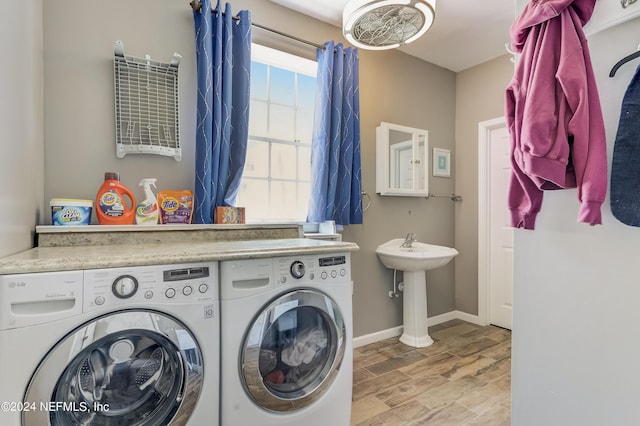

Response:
(23, 310), (203, 426)
(241, 289), (346, 412)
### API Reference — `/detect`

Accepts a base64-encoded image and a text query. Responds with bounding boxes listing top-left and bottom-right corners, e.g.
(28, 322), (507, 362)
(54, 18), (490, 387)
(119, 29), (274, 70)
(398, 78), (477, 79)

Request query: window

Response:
(236, 44), (317, 222)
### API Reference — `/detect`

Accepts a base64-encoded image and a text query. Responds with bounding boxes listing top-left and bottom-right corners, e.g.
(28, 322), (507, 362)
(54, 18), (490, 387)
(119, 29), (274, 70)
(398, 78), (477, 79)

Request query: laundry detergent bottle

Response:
(95, 172), (136, 225)
(135, 178), (159, 225)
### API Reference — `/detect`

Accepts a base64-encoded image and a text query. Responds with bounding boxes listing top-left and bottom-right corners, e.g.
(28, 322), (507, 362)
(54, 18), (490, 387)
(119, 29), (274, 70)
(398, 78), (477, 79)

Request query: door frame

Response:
(477, 116), (508, 326)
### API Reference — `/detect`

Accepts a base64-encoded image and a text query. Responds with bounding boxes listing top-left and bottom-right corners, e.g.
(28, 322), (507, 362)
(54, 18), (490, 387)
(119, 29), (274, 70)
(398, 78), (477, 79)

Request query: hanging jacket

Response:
(505, 0), (607, 230)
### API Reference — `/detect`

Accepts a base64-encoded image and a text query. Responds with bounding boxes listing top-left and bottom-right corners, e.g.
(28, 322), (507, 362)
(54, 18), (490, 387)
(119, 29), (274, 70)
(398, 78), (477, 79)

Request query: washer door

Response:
(23, 310), (203, 426)
(241, 289), (346, 412)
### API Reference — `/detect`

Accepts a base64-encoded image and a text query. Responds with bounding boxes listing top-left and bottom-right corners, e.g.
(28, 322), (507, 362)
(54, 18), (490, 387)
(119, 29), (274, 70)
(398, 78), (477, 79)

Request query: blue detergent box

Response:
(51, 198), (93, 226)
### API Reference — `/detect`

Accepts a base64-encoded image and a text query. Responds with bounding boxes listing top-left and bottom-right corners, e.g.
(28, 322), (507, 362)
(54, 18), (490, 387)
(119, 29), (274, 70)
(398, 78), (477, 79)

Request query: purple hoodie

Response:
(505, 0), (607, 229)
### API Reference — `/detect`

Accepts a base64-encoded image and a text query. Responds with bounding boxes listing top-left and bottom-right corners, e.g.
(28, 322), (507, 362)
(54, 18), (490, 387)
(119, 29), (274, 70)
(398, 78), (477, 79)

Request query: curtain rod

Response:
(188, 0), (326, 50)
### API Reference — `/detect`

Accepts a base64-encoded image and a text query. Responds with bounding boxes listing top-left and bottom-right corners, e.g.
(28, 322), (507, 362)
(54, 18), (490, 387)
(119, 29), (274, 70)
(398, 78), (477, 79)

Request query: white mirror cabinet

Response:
(376, 122), (429, 196)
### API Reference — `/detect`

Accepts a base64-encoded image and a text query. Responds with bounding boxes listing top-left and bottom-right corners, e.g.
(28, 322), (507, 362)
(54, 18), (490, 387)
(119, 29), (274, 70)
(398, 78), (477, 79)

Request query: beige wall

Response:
(41, 0), (457, 339)
(453, 55), (514, 315)
(343, 50), (456, 337)
(0, 0), (44, 257)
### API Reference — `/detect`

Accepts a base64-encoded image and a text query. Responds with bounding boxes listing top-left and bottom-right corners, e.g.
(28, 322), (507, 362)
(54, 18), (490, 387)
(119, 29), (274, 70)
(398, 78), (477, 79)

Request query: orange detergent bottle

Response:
(95, 172), (136, 225)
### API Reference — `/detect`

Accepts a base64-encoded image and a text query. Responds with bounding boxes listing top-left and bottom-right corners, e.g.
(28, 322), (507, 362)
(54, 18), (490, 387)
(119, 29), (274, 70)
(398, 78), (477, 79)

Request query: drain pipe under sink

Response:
(388, 269), (404, 298)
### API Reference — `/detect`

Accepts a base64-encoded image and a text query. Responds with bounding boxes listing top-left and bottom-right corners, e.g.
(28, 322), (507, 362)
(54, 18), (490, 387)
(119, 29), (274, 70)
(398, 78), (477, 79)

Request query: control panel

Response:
(84, 262), (217, 311)
(275, 254), (350, 285)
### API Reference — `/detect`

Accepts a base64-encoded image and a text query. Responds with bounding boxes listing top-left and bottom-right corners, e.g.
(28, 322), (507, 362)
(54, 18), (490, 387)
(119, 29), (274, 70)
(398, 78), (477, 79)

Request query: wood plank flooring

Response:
(351, 319), (511, 425)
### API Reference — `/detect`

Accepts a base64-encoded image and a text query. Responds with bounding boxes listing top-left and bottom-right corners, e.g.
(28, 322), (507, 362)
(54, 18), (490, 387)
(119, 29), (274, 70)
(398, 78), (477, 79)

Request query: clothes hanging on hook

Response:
(610, 62), (640, 226)
(610, 46), (640, 77)
(505, 0), (607, 230)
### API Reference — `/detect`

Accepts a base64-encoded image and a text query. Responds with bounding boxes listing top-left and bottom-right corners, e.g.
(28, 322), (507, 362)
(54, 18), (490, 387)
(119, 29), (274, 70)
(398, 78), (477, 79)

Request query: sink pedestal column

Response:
(399, 271), (433, 348)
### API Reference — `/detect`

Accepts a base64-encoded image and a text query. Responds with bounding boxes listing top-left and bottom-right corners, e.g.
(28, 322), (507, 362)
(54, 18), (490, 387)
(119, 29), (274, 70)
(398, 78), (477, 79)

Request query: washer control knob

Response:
(144, 291), (154, 299)
(280, 276), (287, 284)
(331, 270), (338, 278)
(290, 260), (305, 279)
(112, 275), (138, 299)
(321, 271), (328, 280)
(165, 288), (176, 299)
(199, 283), (209, 293)
(95, 296), (105, 306)
(183, 286), (193, 296)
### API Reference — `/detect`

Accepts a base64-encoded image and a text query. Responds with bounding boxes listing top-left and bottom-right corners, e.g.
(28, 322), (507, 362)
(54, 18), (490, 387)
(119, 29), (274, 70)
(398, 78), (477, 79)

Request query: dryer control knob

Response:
(112, 275), (138, 299)
(290, 260), (305, 279)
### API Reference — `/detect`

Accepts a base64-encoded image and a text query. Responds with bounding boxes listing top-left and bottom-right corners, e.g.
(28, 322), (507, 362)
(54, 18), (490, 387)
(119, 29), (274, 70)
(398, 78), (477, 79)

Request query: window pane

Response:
(297, 181), (310, 219)
(297, 74), (316, 109)
(298, 146), (311, 181)
(271, 144), (297, 180)
(296, 108), (314, 143)
(269, 105), (295, 140)
(237, 179), (269, 221)
(249, 100), (268, 137)
(251, 62), (268, 100)
(271, 181), (297, 219)
(244, 140), (269, 178)
(269, 67), (295, 105)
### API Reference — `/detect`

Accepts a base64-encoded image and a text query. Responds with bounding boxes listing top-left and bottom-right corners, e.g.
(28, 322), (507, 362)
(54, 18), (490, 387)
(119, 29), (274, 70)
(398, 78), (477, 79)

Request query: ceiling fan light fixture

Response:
(343, 0), (436, 50)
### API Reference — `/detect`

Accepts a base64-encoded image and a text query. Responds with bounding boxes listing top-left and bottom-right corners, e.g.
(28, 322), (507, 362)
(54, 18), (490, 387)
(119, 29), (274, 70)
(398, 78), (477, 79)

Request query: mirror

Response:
(376, 122), (429, 196)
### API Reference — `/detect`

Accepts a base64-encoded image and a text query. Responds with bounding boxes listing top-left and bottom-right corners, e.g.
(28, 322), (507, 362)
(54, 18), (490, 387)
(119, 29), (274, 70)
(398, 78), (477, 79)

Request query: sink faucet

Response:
(400, 233), (417, 248)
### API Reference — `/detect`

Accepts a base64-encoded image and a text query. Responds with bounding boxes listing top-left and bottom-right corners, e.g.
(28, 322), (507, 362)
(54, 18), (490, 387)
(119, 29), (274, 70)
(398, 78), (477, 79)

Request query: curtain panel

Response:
(193, 0), (251, 224)
(308, 41), (363, 226)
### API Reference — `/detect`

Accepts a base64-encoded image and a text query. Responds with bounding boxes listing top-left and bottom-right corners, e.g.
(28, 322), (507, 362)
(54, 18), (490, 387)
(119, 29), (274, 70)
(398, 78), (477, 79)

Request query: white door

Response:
(478, 118), (513, 330)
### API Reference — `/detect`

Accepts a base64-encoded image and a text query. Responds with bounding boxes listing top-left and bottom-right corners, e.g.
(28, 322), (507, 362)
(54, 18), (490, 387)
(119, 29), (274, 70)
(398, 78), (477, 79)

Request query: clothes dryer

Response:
(219, 253), (353, 426)
(0, 262), (219, 426)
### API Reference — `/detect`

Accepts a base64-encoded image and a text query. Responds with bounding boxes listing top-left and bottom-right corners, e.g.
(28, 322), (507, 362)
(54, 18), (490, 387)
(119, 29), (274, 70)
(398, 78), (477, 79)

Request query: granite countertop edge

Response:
(0, 238), (359, 275)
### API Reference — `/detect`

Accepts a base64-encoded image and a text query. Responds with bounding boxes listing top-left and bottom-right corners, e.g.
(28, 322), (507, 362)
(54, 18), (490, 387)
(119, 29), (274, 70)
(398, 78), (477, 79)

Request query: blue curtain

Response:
(193, 0), (251, 224)
(308, 41), (363, 226)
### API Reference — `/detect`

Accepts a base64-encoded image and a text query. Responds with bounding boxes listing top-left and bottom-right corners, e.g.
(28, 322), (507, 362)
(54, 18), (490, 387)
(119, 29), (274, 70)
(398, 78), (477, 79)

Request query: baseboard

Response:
(353, 325), (403, 348)
(427, 311), (459, 326)
(453, 310), (483, 326)
(353, 310), (482, 347)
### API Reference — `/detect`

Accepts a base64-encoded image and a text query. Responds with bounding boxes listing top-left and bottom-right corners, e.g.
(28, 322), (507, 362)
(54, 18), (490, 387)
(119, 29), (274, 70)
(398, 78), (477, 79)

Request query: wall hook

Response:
(505, 42), (517, 63)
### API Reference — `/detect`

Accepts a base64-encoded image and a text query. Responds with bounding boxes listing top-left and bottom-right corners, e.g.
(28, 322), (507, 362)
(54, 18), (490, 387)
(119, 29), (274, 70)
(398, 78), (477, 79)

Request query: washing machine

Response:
(0, 262), (219, 426)
(219, 253), (353, 426)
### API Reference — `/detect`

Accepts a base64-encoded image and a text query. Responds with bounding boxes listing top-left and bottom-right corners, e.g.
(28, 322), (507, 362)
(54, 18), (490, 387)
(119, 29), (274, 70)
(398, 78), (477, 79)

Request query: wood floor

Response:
(351, 319), (511, 426)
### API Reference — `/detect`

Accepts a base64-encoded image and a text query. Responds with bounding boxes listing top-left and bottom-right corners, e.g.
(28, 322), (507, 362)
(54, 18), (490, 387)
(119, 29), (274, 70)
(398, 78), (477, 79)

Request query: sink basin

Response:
(376, 238), (459, 348)
(376, 238), (459, 272)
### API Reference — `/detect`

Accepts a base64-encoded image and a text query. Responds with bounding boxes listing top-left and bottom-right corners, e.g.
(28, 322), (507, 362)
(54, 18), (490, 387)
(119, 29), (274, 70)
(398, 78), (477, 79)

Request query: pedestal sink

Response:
(376, 238), (459, 348)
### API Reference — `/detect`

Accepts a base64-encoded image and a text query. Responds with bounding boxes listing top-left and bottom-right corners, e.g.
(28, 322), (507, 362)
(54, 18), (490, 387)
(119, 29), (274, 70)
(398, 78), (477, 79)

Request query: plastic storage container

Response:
(95, 172), (136, 225)
(50, 199), (93, 226)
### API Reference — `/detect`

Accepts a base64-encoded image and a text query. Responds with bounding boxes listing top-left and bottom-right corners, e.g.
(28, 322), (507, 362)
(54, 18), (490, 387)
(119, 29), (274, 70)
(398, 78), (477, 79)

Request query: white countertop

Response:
(0, 238), (359, 275)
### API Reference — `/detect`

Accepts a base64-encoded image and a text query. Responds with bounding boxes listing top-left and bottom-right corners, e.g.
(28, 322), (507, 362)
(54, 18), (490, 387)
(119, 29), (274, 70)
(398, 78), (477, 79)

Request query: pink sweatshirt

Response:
(505, 0), (607, 229)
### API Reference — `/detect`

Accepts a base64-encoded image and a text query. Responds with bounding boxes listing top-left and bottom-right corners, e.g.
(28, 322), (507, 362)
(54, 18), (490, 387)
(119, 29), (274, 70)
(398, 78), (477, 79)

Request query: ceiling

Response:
(268, 0), (516, 72)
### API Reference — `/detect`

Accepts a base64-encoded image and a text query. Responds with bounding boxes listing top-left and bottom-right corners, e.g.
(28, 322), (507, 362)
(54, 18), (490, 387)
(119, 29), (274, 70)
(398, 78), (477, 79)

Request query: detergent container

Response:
(50, 199), (93, 226)
(95, 172), (136, 225)
(136, 178), (159, 225)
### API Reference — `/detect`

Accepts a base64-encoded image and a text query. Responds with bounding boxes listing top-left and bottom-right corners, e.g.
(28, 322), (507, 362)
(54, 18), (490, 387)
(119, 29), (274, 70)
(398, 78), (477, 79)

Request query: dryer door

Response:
(241, 289), (346, 412)
(23, 309), (203, 426)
